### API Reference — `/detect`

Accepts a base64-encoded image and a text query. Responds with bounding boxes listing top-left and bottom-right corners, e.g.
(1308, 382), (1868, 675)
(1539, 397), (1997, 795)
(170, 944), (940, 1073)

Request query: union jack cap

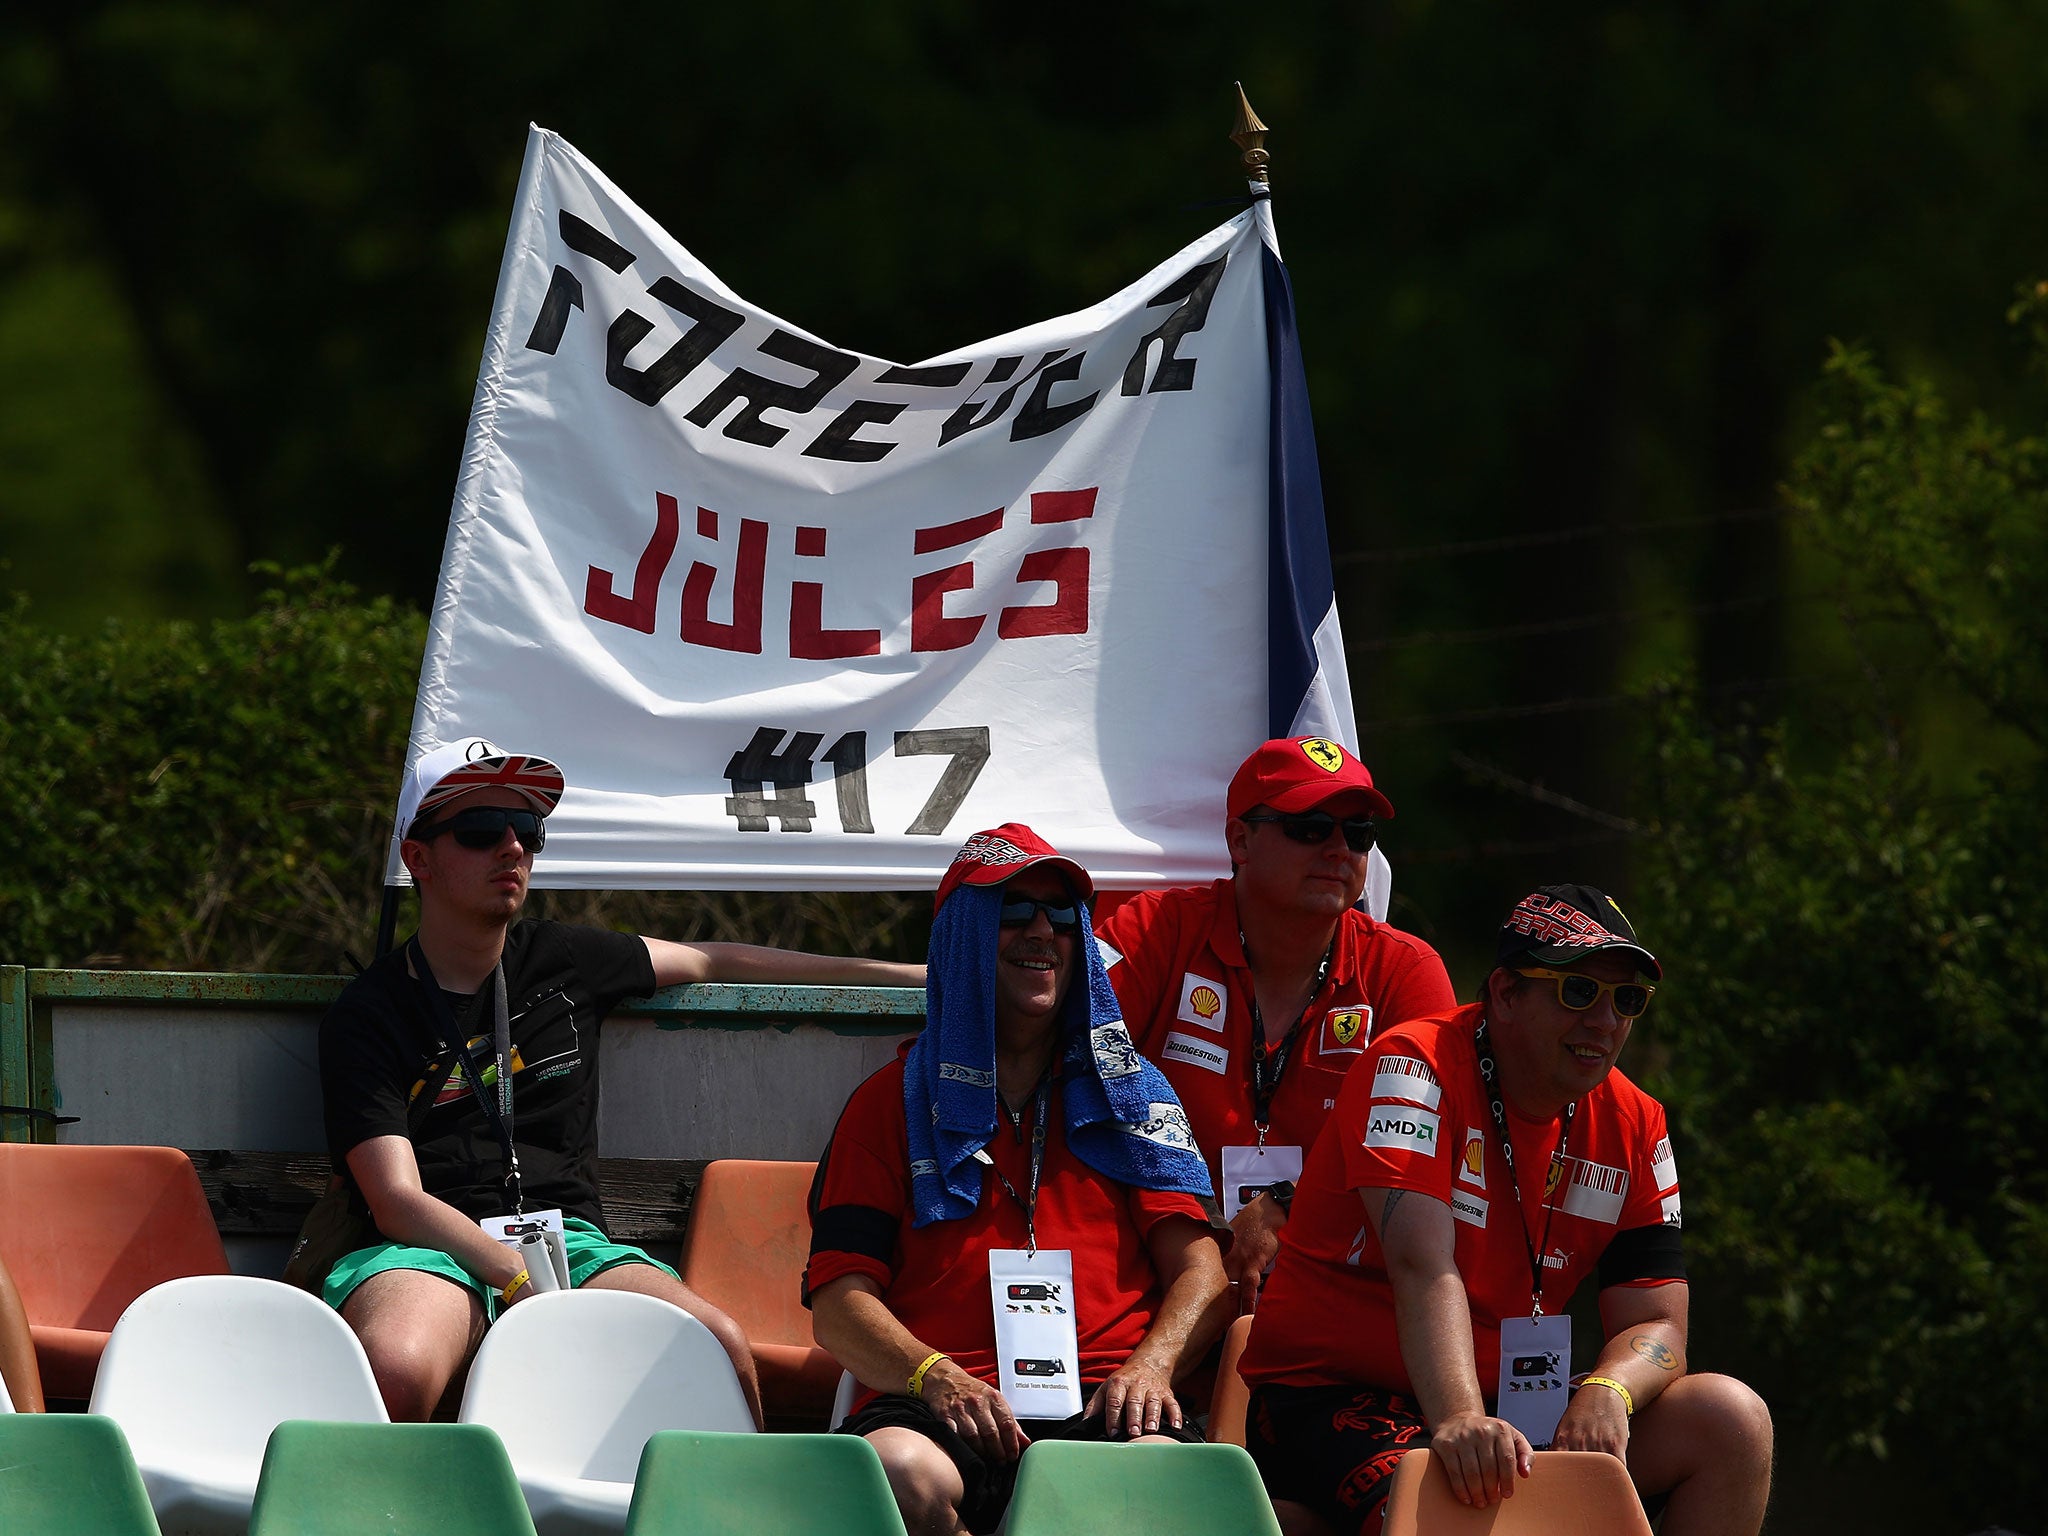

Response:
(397, 737), (566, 839)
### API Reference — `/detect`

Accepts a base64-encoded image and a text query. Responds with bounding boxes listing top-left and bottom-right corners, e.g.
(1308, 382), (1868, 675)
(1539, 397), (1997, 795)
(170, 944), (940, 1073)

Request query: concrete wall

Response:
(42, 1002), (917, 1161)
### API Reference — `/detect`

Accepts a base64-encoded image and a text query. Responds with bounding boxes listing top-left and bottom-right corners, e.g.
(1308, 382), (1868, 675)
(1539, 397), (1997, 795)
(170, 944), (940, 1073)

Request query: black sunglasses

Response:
(410, 805), (547, 852)
(998, 897), (1081, 933)
(1240, 810), (1377, 855)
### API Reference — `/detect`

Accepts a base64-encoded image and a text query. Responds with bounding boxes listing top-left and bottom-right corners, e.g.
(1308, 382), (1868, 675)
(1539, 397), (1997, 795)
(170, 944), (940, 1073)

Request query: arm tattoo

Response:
(1380, 1189), (1408, 1231)
(1630, 1335), (1679, 1370)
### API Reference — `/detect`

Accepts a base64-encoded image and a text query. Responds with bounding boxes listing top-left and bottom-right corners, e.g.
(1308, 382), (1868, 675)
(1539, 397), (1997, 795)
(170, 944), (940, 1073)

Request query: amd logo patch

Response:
(1364, 1106), (1440, 1156)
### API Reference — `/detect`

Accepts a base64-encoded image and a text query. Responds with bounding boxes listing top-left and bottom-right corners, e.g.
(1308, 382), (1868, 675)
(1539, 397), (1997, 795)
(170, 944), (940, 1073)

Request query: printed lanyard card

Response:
(1497, 1313), (1571, 1448)
(479, 1208), (570, 1293)
(1220, 1143), (1303, 1222)
(989, 1247), (1082, 1419)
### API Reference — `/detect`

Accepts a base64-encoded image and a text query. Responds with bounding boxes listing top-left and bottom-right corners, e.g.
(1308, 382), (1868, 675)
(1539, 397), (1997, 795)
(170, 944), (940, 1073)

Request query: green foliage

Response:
(1641, 304), (2048, 1521)
(0, 559), (425, 971)
(0, 558), (930, 974)
(15, 3), (2048, 950)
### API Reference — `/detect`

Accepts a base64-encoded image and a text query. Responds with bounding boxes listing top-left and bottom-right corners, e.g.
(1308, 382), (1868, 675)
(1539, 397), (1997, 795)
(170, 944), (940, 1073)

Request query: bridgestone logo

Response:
(1364, 1105), (1441, 1156)
(1162, 1031), (1229, 1076)
(1451, 1189), (1488, 1228)
(1370, 1056), (1442, 1111)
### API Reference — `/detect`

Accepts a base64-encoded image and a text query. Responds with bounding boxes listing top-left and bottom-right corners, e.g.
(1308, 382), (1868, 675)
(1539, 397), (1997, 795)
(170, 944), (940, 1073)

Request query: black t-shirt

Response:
(320, 919), (656, 1230)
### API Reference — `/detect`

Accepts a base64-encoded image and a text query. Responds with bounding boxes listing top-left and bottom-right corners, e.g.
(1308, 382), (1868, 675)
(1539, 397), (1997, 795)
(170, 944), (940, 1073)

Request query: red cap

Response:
(934, 824), (1095, 914)
(1226, 737), (1394, 822)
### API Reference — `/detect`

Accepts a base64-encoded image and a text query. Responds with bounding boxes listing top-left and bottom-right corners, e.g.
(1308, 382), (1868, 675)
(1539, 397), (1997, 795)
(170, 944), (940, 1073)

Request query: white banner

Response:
(394, 126), (1357, 891)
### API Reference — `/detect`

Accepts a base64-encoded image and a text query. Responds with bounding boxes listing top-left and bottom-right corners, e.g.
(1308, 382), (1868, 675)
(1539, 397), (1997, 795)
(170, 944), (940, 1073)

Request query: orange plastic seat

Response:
(0, 1144), (230, 1401)
(1205, 1313), (1255, 1446)
(677, 1159), (840, 1426)
(1379, 1447), (1653, 1535)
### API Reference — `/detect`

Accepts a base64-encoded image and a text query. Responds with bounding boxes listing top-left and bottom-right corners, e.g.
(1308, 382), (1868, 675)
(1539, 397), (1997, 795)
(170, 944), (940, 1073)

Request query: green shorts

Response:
(322, 1216), (678, 1321)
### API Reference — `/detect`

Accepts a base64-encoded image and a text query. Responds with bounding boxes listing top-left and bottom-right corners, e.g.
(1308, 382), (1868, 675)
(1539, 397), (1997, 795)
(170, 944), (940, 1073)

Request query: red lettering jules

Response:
(583, 488), (1096, 657)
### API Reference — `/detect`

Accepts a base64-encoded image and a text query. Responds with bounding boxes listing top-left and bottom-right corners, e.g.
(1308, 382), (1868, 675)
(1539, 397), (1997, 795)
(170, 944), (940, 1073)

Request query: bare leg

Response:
(0, 1250), (44, 1413)
(341, 1268), (486, 1422)
(1627, 1372), (1774, 1536)
(581, 1261), (766, 1429)
(865, 1425), (970, 1536)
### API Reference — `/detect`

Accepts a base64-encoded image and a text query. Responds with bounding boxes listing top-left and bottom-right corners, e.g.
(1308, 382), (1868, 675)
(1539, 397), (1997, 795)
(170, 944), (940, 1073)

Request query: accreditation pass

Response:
(989, 1247), (1081, 1419)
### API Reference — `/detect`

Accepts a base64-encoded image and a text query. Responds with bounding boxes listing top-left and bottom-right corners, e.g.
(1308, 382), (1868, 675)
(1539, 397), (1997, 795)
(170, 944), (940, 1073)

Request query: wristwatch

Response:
(1264, 1181), (1296, 1213)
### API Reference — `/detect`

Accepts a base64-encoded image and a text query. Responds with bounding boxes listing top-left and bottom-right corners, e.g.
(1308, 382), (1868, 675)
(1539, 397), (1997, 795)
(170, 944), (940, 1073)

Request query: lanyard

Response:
(984, 1075), (1052, 1252)
(1474, 1016), (1574, 1317)
(410, 940), (524, 1215)
(1241, 934), (1335, 1143)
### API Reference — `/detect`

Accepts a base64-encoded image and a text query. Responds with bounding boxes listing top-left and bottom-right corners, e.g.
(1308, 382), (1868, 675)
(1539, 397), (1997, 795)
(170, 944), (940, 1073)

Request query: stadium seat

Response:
(459, 1288), (754, 1536)
(1379, 1447), (1654, 1535)
(623, 1429), (908, 1536)
(829, 1368), (857, 1430)
(88, 1275), (387, 1535)
(677, 1159), (840, 1426)
(0, 1412), (164, 1535)
(1003, 1439), (1283, 1536)
(0, 1144), (229, 1401)
(248, 1420), (538, 1536)
(1205, 1313), (1255, 1446)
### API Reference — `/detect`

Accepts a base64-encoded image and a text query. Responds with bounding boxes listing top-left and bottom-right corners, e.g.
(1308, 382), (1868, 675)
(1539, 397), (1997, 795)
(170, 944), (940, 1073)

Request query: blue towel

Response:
(906, 883), (1212, 1227)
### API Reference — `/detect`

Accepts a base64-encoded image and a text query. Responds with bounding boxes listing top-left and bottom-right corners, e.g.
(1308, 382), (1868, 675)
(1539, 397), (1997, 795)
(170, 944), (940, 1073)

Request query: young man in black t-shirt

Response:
(319, 737), (924, 1423)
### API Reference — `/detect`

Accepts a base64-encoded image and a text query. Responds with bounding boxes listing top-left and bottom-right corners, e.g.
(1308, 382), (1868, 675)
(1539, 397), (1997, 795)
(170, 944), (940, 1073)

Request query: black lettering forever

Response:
(1120, 257), (1226, 396)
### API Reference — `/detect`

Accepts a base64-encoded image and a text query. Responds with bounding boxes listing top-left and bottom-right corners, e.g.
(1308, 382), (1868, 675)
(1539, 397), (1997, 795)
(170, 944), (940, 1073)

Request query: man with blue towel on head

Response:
(807, 824), (1232, 1536)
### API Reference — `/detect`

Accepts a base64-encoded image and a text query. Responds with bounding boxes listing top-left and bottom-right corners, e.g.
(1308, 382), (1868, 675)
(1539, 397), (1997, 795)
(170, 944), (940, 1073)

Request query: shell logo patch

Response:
(1299, 738), (1347, 773)
(1460, 1129), (1486, 1187)
(1176, 973), (1228, 1031)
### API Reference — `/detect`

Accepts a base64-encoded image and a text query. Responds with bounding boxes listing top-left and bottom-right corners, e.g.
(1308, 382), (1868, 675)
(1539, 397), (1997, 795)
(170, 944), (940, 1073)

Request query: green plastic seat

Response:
(1003, 1439), (1282, 1536)
(623, 1430), (908, 1536)
(247, 1420), (537, 1536)
(0, 1413), (163, 1536)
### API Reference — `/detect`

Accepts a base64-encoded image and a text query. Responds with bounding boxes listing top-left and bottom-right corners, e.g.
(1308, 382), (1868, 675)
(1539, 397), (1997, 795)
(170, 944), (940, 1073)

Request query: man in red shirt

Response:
(1238, 886), (1772, 1536)
(808, 825), (1230, 1536)
(1097, 738), (1455, 1290)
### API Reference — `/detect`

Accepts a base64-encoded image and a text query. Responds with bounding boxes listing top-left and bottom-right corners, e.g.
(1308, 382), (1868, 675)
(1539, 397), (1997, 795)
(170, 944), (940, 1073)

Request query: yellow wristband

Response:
(1581, 1375), (1634, 1416)
(499, 1269), (531, 1305)
(906, 1350), (947, 1398)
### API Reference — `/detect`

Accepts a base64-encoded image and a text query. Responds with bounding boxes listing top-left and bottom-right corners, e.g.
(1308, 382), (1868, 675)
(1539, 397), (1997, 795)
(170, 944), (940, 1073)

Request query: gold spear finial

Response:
(1230, 81), (1270, 186)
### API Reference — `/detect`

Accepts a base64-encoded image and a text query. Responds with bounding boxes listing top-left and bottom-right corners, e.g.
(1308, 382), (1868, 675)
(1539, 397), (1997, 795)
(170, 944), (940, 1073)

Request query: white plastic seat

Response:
(830, 1368), (857, 1431)
(459, 1288), (755, 1536)
(88, 1274), (388, 1534)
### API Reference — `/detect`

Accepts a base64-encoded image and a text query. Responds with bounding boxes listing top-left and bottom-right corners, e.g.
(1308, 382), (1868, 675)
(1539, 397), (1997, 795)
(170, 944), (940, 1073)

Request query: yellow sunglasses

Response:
(1512, 967), (1655, 1019)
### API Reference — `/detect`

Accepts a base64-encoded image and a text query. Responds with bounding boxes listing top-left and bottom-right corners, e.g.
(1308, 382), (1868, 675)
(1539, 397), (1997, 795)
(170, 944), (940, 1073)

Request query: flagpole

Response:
(1230, 82), (1270, 190)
